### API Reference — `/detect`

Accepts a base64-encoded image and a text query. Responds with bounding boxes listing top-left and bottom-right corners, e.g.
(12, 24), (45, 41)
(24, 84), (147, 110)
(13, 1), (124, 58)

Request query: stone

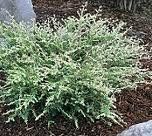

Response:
(0, 0), (14, 23)
(0, 0), (36, 24)
(117, 120), (152, 136)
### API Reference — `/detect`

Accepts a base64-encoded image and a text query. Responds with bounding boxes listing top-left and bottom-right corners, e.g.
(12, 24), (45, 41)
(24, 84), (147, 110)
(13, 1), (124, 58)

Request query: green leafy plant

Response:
(0, 8), (141, 127)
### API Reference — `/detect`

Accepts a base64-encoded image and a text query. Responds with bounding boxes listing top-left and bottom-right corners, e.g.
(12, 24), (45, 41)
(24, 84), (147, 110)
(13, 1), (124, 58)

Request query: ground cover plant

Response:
(0, 8), (142, 127)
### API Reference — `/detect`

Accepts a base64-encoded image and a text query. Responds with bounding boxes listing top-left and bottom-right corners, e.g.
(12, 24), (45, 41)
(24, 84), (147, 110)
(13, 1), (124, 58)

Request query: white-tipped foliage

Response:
(0, 8), (141, 127)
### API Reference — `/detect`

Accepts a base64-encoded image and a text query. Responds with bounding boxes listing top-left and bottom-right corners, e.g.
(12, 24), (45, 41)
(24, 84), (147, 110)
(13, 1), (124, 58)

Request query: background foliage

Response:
(89, 0), (150, 12)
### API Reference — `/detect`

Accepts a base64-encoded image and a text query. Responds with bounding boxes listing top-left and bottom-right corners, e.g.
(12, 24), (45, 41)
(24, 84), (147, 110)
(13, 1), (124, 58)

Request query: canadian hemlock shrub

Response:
(0, 8), (141, 127)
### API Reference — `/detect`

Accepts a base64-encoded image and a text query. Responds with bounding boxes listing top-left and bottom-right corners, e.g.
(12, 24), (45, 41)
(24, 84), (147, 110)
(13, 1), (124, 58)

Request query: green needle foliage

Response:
(0, 8), (141, 127)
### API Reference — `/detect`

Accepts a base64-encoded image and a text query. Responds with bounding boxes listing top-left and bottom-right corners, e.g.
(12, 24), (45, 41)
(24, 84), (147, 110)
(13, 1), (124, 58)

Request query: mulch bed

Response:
(0, 0), (152, 135)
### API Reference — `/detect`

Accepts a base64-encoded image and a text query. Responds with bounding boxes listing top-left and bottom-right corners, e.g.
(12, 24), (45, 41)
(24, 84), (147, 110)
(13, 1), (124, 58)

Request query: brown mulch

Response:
(0, 0), (152, 136)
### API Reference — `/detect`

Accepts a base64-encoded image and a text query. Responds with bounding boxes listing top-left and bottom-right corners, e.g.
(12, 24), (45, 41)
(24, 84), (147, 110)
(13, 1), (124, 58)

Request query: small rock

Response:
(117, 120), (152, 136)
(0, 0), (36, 24)
(13, 0), (36, 24)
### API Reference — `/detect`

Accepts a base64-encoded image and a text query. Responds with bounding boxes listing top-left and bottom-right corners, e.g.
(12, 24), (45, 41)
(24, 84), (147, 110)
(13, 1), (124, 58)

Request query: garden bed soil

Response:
(0, 0), (152, 135)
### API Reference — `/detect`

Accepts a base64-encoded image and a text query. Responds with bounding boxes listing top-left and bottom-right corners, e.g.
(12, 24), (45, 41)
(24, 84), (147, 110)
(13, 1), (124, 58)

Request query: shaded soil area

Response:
(0, 0), (152, 136)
